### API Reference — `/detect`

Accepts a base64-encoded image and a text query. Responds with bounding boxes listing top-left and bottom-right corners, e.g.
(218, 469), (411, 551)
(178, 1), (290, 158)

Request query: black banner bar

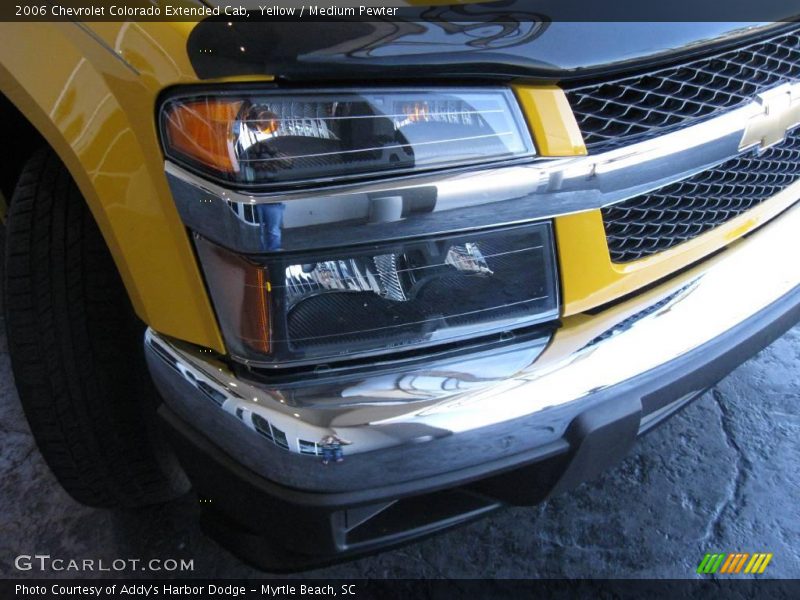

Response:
(2, 1), (800, 23)
(3, 579), (800, 600)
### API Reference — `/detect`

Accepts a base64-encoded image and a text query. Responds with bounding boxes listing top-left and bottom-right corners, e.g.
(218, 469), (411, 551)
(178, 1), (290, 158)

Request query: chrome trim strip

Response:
(145, 199), (800, 492)
(165, 94), (788, 253)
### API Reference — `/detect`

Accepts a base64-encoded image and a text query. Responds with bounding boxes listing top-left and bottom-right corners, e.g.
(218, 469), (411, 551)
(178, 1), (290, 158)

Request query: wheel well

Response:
(0, 93), (45, 202)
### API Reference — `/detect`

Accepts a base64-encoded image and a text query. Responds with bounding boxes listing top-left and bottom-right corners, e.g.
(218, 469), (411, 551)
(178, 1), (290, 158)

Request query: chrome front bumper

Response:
(145, 199), (800, 495)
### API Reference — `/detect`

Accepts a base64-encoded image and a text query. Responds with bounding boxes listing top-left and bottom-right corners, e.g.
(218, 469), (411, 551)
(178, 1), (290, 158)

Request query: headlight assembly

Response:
(160, 88), (534, 188)
(195, 223), (558, 367)
(160, 86), (556, 368)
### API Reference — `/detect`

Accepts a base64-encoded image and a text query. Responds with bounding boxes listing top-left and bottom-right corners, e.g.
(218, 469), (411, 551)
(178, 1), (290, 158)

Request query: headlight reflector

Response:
(160, 89), (534, 187)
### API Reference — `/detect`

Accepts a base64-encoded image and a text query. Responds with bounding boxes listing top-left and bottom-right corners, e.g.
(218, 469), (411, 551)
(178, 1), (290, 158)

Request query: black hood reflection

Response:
(187, 10), (780, 83)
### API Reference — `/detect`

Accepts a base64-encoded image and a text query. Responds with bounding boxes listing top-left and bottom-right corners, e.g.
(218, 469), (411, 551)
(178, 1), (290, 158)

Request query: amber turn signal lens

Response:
(242, 263), (271, 355)
(163, 99), (243, 174)
(194, 240), (271, 355)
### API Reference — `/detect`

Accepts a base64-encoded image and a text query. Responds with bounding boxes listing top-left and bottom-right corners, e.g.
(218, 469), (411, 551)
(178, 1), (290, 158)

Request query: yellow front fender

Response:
(0, 21), (225, 351)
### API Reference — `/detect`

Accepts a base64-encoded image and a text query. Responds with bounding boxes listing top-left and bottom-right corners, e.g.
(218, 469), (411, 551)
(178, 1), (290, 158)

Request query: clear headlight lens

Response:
(160, 89), (534, 187)
(195, 223), (558, 367)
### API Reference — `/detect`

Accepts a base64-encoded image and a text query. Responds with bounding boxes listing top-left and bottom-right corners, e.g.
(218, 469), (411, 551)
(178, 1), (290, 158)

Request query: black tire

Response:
(3, 148), (189, 507)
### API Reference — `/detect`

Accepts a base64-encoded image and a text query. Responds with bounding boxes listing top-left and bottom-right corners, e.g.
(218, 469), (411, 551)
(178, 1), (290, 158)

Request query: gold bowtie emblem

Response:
(740, 82), (800, 151)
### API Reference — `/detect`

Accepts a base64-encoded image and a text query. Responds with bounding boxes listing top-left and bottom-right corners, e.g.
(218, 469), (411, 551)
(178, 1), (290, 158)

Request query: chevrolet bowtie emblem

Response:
(740, 82), (800, 151)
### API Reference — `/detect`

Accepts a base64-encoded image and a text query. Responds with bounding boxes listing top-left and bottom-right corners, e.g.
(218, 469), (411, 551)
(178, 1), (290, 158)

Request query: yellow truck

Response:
(1, 13), (799, 569)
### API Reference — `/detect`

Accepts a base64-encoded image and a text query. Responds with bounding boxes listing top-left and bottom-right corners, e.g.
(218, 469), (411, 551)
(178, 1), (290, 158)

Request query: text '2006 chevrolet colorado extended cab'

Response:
(1, 7), (799, 570)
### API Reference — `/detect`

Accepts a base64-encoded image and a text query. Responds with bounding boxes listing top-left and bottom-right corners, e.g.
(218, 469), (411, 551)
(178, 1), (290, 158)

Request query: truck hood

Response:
(187, 15), (783, 82)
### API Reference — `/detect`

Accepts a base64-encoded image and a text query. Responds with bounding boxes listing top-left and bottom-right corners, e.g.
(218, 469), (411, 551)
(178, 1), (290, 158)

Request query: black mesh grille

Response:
(566, 26), (800, 153)
(602, 132), (800, 263)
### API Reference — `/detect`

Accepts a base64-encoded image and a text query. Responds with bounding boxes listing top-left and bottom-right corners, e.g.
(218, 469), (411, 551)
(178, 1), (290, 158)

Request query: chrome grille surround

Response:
(164, 95), (785, 255)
